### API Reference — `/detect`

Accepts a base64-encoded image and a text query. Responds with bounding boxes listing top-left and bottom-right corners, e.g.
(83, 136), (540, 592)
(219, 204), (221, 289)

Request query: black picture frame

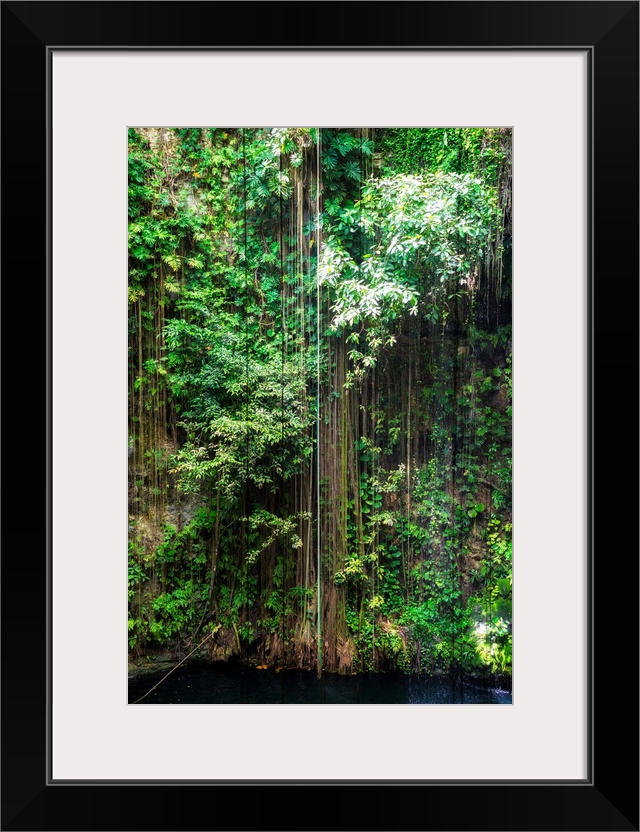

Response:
(2, 2), (638, 830)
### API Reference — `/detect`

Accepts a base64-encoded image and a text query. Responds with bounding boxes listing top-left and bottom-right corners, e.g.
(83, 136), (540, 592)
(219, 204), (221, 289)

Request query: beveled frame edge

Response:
(2, 2), (637, 830)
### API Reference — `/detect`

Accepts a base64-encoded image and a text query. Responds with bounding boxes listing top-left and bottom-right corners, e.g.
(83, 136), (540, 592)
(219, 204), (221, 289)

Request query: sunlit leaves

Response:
(320, 171), (499, 332)
(162, 253), (181, 271)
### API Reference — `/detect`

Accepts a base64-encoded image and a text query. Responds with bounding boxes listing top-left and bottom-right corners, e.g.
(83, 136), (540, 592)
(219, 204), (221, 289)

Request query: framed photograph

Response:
(2, 2), (637, 830)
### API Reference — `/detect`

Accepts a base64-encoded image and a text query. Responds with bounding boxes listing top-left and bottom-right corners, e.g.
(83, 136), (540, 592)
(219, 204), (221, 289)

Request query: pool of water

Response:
(128, 662), (511, 704)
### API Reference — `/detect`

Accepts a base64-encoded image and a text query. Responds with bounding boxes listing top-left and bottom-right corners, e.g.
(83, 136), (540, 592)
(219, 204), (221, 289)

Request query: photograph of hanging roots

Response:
(128, 127), (512, 704)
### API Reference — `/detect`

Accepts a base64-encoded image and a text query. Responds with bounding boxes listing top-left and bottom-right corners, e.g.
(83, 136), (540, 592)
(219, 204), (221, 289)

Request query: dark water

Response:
(129, 662), (511, 704)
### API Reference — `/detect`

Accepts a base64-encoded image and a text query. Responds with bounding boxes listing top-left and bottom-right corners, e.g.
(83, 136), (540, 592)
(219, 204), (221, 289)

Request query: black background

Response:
(2, 2), (638, 830)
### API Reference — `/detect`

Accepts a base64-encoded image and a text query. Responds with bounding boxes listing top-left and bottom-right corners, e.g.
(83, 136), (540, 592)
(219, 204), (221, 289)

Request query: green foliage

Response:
(377, 127), (506, 182)
(128, 127), (512, 681)
(151, 580), (206, 641)
(321, 172), (497, 330)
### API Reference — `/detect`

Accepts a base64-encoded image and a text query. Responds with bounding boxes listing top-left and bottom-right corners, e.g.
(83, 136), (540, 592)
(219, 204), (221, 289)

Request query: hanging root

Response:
(131, 631), (214, 704)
